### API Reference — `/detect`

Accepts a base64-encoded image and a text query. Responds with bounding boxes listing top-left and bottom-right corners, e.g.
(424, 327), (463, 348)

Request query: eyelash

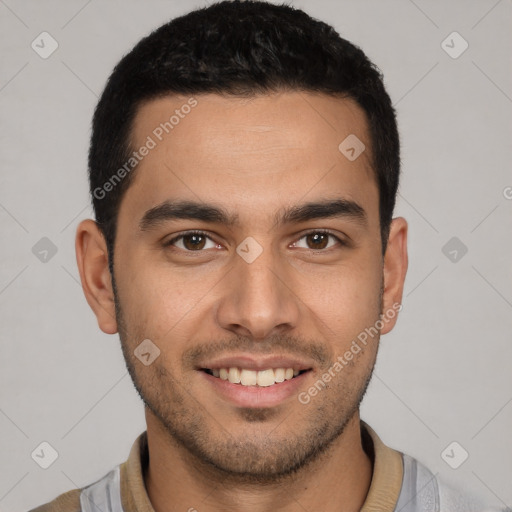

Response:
(164, 229), (346, 253)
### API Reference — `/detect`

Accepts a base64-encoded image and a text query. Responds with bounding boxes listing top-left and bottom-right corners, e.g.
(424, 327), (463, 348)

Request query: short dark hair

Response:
(89, 0), (400, 273)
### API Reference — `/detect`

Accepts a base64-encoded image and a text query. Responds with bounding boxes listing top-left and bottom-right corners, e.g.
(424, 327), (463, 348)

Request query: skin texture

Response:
(76, 91), (408, 512)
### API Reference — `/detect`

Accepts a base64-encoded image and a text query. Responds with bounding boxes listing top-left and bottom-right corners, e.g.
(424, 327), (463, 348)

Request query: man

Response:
(31, 1), (504, 511)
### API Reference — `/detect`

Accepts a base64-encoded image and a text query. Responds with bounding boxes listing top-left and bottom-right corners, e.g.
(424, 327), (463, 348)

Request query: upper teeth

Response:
(212, 368), (300, 386)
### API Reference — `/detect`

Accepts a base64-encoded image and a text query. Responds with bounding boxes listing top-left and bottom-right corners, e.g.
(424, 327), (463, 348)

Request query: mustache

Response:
(181, 333), (332, 369)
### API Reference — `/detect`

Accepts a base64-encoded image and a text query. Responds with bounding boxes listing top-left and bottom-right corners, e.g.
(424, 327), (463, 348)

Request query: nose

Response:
(215, 242), (301, 340)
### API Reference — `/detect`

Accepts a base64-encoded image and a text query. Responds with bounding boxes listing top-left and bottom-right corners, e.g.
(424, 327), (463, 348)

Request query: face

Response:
(78, 91), (407, 482)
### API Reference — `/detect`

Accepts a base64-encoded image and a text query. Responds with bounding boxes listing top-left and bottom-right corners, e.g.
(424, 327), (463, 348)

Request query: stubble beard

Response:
(112, 275), (381, 485)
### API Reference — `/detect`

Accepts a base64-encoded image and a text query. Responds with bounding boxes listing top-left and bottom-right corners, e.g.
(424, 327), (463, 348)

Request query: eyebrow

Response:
(139, 198), (367, 232)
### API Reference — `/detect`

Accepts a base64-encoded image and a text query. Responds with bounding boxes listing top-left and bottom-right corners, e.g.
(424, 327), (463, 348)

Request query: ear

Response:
(380, 217), (408, 335)
(75, 219), (118, 334)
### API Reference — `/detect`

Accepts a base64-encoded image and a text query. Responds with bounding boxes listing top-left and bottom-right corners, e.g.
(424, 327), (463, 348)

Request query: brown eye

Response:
(165, 231), (217, 251)
(305, 232), (329, 250)
(181, 234), (207, 251)
(292, 231), (343, 251)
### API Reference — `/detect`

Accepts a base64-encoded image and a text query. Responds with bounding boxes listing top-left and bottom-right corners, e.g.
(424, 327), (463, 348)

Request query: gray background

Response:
(1, 0), (511, 510)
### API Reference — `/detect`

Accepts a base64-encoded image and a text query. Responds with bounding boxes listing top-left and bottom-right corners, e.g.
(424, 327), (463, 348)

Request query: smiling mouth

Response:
(201, 367), (311, 387)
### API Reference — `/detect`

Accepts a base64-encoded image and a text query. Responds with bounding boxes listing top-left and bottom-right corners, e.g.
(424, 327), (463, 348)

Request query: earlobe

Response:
(380, 217), (408, 335)
(75, 219), (118, 334)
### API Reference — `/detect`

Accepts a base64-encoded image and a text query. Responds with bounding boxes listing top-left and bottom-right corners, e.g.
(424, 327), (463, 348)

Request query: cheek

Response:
(300, 258), (382, 343)
(117, 258), (215, 344)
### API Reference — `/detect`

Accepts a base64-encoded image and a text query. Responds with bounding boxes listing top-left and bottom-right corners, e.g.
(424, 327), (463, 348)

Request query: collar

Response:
(360, 421), (404, 511)
(119, 420), (403, 511)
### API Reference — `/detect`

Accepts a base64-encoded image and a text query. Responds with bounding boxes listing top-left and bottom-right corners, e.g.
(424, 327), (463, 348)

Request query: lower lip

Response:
(199, 370), (312, 408)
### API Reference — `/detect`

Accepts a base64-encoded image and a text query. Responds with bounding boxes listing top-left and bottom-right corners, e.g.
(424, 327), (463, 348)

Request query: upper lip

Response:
(197, 355), (314, 372)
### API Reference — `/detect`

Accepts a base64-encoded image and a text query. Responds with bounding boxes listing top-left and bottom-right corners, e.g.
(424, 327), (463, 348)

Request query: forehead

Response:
(122, 91), (378, 227)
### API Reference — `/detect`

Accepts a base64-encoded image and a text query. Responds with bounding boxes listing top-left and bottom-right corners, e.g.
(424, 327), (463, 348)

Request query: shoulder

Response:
(401, 453), (509, 512)
(28, 465), (125, 512)
(27, 432), (146, 512)
(437, 478), (510, 512)
(27, 489), (81, 512)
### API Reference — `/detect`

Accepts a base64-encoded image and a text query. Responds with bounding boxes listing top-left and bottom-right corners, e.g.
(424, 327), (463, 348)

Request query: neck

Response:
(144, 410), (373, 512)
